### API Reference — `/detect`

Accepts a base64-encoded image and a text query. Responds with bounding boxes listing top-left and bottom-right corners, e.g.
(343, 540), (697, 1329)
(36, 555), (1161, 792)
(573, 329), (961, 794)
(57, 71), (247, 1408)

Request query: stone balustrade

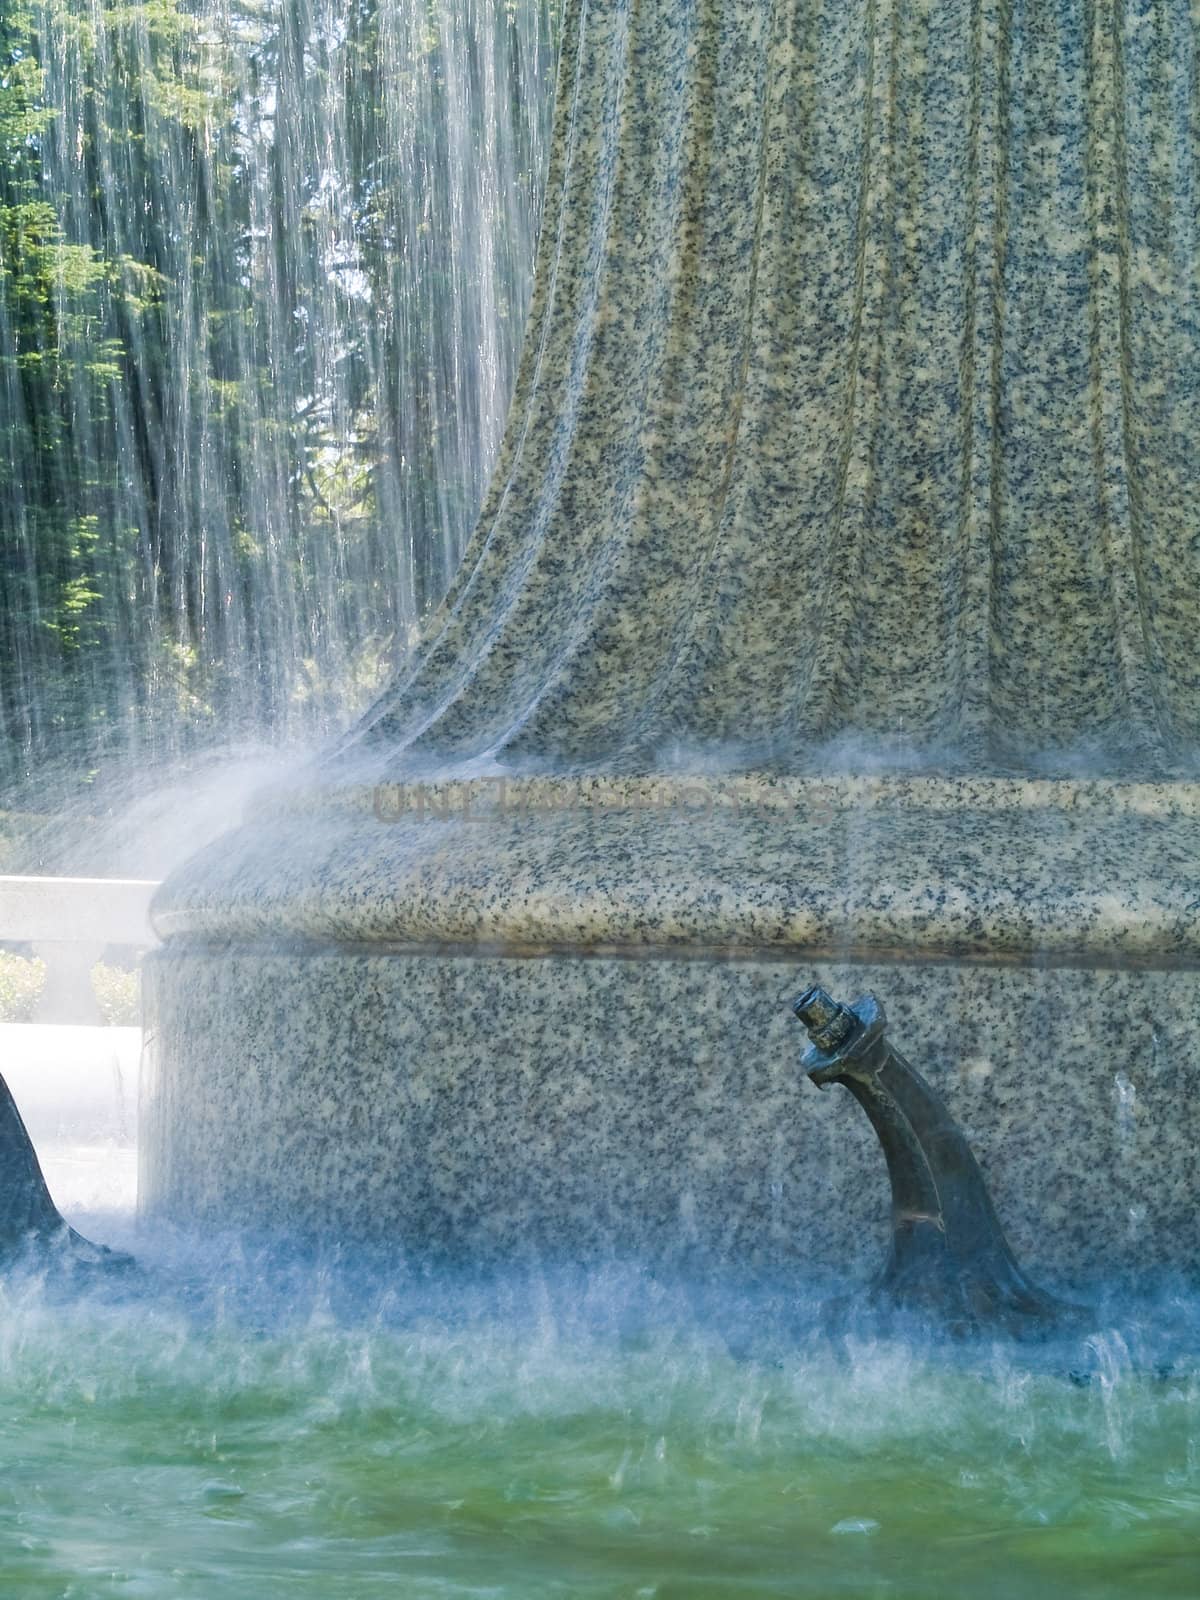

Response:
(0, 876), (158, 1024)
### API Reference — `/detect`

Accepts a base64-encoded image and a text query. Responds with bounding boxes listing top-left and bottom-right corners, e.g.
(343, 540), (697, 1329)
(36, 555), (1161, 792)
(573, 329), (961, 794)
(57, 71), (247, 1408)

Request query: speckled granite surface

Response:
(335, 0), (1200, 773)
(144, 0), (1200, 1268)
(153, 774), (1200, 965)
(141, 947), (1200, 1282)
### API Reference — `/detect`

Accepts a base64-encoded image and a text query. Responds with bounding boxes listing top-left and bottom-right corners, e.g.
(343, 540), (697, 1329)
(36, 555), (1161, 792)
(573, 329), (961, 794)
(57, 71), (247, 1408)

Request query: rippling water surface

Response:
(1, 1189), (1197, 1600)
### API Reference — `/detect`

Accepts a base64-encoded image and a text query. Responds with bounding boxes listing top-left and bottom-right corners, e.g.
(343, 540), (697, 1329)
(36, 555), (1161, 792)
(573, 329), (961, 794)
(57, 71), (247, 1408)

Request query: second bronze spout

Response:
(0, 1070), (131, 1272)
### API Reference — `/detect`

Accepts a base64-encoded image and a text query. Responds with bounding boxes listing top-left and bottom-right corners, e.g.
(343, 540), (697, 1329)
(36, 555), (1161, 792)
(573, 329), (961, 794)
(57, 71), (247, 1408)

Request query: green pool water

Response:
(0, 1230), (1196, 1600)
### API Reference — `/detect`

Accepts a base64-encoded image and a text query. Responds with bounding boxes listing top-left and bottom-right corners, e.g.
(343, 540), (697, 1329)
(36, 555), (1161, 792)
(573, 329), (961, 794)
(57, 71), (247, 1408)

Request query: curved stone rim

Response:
(251, 771), (1200, 822)
(152, 773), (1200, 968)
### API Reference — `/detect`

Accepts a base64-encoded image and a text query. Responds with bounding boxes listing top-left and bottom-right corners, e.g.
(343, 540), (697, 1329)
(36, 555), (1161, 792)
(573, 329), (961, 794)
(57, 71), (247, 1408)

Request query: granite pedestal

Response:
(143, 777), (1200, 1281)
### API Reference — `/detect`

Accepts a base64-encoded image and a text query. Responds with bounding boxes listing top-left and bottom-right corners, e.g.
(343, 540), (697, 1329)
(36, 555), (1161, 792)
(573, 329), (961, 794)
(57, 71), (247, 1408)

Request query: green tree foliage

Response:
(0, 0), (554, 798)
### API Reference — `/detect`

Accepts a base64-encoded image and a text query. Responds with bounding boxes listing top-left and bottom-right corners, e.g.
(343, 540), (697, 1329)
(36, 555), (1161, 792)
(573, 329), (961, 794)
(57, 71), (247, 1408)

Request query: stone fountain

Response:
(143, 0), (1200, 1284)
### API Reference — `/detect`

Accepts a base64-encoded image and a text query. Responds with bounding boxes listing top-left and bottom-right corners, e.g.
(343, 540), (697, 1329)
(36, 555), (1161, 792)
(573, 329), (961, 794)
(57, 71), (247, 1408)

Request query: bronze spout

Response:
(794, 986), (1083, 1337)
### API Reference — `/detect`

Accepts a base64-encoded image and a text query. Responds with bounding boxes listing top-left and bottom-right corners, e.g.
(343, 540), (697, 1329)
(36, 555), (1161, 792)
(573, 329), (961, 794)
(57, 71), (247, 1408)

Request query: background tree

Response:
(0, 0), (555, 815)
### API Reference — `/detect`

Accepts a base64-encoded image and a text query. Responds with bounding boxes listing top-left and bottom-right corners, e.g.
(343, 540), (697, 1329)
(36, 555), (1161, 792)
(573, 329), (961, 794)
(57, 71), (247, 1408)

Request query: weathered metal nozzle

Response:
(793, 986), (857, 1053)
(794, 986), (1083, 1338)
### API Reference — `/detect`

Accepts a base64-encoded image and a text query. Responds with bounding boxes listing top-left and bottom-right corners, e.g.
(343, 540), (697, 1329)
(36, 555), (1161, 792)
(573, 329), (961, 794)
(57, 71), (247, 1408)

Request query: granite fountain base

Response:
(141, 774), (1200, 1283)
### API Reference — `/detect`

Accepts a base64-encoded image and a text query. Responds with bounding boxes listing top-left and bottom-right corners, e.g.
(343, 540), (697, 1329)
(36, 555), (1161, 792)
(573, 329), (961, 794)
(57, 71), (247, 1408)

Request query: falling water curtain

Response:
(356, 0), (1200, 776)
(0, 0), (554, 784)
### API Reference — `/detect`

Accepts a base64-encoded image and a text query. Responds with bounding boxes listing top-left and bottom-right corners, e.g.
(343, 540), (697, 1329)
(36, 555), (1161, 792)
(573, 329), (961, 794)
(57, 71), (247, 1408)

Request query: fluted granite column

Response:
(144, 1), (1200, 1281)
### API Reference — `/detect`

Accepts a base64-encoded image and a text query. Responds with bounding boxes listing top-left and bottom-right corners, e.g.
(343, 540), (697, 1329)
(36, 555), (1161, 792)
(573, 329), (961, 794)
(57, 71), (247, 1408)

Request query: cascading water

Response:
(0, 0), (555, 835)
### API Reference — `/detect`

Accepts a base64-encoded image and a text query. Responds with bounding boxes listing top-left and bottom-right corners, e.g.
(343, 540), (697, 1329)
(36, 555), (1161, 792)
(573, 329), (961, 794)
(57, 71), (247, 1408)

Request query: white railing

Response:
(0, 876), (158, 1024)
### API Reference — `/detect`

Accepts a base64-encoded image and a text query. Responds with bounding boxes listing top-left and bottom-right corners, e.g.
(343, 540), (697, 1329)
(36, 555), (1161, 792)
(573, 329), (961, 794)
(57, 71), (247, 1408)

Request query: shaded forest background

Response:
(0, 0), (553, 825)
